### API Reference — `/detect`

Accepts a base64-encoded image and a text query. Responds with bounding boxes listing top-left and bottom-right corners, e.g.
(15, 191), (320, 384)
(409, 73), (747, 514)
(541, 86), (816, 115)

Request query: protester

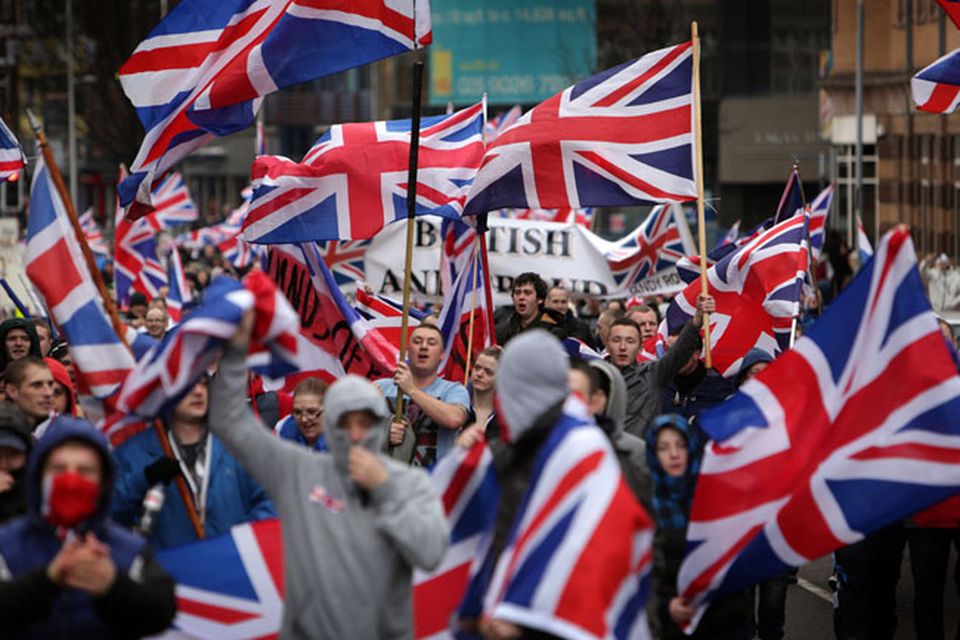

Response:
(127, 291), (149, 324)
(277, 377), (328, 451)
(660, 326), (738, 424)
(494, 272), (569, 344)
(544, 285), (594, 344)
(45, 358), (78, 418)
(377, 324), (469, 467)
(627, 303), (660, 340)
(646, 413), (752, 639)
(605, 292), (713, 436)
(466, 346), (501, 440)
(920, 252), (960, 312)
(0, 404), (31, 523)
(206, 322), (448, 638)
(144, 305), (169, 341)
(0, 416), (176, 638)
(0, 317), (42, 373)
(577, 358), (651, 508)
(111, 378), (276, 549)
(31, 319), (52, 357)
(595, 304), (624, 353)
(47, 342), (77, 392)
(4, 357), (54, 433)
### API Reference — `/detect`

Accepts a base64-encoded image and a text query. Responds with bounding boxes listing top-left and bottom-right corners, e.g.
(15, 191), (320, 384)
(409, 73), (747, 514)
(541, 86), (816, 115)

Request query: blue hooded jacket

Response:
(0, 417), (166, 638)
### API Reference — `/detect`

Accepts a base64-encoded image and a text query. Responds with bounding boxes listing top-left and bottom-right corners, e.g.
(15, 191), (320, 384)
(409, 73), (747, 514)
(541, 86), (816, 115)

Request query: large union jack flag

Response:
(413, 440), (499, 639)
(156, 518), (284, 639)
(602, 203), (694, 291)
(25, 159), (135, 399)
(243, 103), (485, 243)
(667, 213), (809, 378)
(677, 227), (960, 631)
(0, 116), (24, 183)
(464, 42), (697, 215)
(462, 399), (654, 639)
(912, 48), (960, 113)
(118, 0), (431, 218)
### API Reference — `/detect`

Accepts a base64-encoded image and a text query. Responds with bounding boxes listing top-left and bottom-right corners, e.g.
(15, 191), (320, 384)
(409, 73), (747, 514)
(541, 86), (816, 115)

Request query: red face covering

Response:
(42, 471), (100, 530)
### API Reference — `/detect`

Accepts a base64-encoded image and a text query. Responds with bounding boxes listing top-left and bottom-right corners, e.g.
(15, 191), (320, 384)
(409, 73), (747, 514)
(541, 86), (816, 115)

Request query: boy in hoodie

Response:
(0, 416), (176, 638)
(0, 318), (42, 373)
(204, 318), (448, 639)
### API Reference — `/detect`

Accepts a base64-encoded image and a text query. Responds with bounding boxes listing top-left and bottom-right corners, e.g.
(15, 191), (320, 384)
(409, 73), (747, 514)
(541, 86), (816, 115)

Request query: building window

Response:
(833, 143), (880, 250)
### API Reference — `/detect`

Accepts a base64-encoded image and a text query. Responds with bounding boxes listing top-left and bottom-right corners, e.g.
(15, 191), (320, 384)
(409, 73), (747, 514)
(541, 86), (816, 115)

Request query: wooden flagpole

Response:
(394, 51), (425, 423)
(28, 110), (204, 540)
(462, 236), (481, 385)
(691, 22), (712, 369)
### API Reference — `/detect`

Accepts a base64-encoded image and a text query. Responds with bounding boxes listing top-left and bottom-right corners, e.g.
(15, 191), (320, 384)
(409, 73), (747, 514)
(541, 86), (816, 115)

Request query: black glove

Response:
(144, 457), (181, 485)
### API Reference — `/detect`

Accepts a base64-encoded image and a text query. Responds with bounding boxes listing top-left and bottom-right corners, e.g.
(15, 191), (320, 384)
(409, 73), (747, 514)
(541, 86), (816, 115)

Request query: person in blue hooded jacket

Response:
(111, 378), (276, 549)
(0, 416), (175, 639)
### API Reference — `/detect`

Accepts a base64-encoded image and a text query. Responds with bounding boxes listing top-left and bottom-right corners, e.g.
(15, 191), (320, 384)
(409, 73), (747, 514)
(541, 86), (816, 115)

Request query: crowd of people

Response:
(0, 245), (957, 639)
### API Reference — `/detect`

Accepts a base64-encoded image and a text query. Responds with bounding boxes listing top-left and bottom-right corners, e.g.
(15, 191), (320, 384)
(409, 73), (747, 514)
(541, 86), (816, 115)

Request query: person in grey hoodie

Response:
(207, 324), (449, 639)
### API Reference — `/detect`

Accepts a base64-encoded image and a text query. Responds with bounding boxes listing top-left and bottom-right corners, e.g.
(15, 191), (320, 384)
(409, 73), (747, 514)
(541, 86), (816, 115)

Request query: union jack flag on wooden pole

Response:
(691, 22), (713, 369)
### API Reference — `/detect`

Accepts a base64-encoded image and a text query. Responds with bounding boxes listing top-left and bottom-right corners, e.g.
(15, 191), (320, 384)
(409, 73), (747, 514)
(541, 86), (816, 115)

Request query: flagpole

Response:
(27, 110), (126, 341)
(28, 111), (205, 540)
(462, 236), (481, 385)
(394, 50), (425, 423)
(691, 22), (712, 369)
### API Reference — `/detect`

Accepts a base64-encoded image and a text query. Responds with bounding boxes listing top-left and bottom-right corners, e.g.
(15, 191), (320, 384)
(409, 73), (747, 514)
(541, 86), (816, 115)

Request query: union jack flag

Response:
(439, 217), (477, 306)
(413, 441), (499, 639)
(243, 103), (485, 243)
(118, 0), (431, 218)
(603, 203), (694, 291)
(461, 399), (654, 639)
(316, 239), (369, 287)
(667, 212), (810, 378)
(148, 172), (199, 230)
(115, 271), (300, 420)
(0, 116), (24, 183)
(156, 518), (284, 639)
(166, 248), (192, 323)
(25, 158), (135, 399)
(115, 166), (169, 306)
(937, 0), (960, 29)
(354, 286), (427, 351)
(484, 105), (522, 142)
(857, 214), (874, 264)
(220, 235), (268, 271)
(912, 48), (960, 113)
(264, 243), (397, 386)
(772, 167), (805, 225)
(79, 208), (110, 256)
(807, 184), (833, 262)
(677, 227), (960, 630)
(714, 220), (740, 252)
(436, 235), (494, 384)
(464, 41), (697, 215)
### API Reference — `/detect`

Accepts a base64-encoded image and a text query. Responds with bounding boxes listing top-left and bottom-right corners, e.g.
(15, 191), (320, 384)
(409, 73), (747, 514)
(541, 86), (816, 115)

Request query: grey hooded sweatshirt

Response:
(209, 345), (448, 639)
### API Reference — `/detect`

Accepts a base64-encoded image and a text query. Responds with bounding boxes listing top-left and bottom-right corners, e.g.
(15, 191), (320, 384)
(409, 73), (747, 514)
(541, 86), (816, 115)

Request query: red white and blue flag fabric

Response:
(115, 213), (168, 306)
(156, 518), (284, 639)
(243, 103), (485, 243)
(807, 184), (833, 262)
(857, 215), (874, 265)
(315, 239), (370, 287)
(464, 42), (697, 215)
(436, 236), (495, 385)
(714, 220), (740, 252)
(166, 248), (193, 323)
(677, 227), (960, 631)
(118, 0), (431, 218)
(220, 235), (268, 271)
(264, 243), (397, 387)
(413, 441), (499, 639)
(937, 0), (960, 29)
(460, 398), (654, 639)
(484, 105), (522, 142)
(772, 167), (804, 225)
(0, 116), (24, 183)
(602, 203), (694, 291)
(354, 287), (427, 351)
(148, 172), (199, 230)
(79, 208), (110, 256)
(115, 271), (300, 419)
(25, 159), (136, 399)
(912, 48), (960, 113)
(667, 212), (810, 377)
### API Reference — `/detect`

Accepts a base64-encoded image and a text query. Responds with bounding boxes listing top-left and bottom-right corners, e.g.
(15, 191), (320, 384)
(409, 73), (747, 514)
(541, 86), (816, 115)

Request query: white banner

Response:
(363, 214), (690, 306)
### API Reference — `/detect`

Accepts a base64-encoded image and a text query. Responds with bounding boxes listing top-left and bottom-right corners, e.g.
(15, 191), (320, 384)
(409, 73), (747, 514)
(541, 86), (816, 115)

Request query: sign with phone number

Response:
(428, 0), (596, 107)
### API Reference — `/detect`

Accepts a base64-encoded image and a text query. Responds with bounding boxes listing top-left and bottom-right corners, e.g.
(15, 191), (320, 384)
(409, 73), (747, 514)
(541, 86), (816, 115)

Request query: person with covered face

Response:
(202, 317), (448, 638)
(0, 404), (31, 524)
(0, 416), (176, 638)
